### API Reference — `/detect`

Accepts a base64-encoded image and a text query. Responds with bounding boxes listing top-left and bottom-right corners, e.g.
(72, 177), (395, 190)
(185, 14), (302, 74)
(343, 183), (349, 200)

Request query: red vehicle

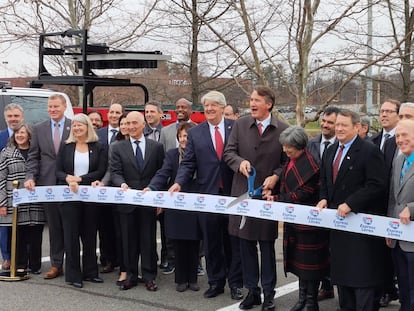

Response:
(72, 106), (206, 127)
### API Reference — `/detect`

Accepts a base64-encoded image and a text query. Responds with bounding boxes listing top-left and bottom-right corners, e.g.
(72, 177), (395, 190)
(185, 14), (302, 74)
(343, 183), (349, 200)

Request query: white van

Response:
(0, 83), (74, 128)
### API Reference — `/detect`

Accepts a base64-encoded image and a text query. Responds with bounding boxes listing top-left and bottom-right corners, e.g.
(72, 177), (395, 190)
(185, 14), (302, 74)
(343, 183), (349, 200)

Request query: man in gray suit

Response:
(387, 119), (414, 311)
(24, 94), (71, 279)
(159, 98), (193, 152)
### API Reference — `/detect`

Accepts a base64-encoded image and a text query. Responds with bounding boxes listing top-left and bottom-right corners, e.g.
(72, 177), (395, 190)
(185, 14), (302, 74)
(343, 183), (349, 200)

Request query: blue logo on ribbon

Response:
(285, 205), (294, 214)
(389, 221), (400, 230)
(363, 216), (373, 225)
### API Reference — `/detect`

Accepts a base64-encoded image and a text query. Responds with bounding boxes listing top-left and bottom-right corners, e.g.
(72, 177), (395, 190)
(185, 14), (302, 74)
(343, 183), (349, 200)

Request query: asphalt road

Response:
(0, 225), (401, 311)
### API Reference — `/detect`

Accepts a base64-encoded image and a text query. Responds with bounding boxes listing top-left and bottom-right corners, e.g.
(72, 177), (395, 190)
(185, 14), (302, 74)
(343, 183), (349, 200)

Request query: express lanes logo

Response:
(387, 220), (403, 238)
(194, 195), (206, 210)
(282, 205), (296, 221)
(260, 202), (273, 219)
(360, 216), (375, 233)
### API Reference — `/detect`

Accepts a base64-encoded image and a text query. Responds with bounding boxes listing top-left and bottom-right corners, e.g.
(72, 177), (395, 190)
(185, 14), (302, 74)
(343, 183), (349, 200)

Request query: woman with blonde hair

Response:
(56, 113), (107, 288)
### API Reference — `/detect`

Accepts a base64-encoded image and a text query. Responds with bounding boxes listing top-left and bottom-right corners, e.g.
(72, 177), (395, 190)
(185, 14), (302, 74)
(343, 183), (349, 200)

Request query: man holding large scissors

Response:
(223, 85), (288, 311)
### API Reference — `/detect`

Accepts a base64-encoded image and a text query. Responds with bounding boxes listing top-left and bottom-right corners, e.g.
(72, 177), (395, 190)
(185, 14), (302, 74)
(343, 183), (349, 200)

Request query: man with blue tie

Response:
(0, 103), (24, 271)
(387, 119), (414, 311)
(110, 111), (164, 291)
(24, 94), (71, 279)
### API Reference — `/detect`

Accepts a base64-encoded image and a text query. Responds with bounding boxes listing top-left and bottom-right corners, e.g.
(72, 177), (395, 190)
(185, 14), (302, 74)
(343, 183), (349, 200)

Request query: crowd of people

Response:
(0, 87), (413, 311)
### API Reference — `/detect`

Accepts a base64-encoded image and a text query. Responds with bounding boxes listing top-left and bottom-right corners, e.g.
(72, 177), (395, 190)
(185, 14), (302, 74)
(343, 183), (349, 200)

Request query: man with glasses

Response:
(369, 99), (400, 308)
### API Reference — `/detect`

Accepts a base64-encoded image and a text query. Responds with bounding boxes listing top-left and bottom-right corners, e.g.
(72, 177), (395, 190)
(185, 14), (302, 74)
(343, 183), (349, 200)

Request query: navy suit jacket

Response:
(320, 136), (386, 287)
(96, 127), (110, 151)
(0, 129), (9, 150)
(175, 119), (234, 196)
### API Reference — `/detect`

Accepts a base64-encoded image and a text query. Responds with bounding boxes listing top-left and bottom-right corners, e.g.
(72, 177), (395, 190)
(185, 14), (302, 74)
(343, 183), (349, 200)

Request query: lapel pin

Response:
(346, 156), (350, 160)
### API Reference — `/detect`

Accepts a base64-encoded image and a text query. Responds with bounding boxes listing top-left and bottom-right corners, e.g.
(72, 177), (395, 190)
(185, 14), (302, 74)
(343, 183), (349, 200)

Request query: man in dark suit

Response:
(316, 109), (386, 311)
(369, 99), (400, 307)
(308, 106), (339, 165)
(110, 111), (164, 291)
(96, 103), (123, 273)
(169, 91), (242, 301)
(307, 106), (339, 301)
(387, 119), (414, 311)
(0, 103), (24, 271)
(24, 94), (72, 279)
(223, 86), (289, 311)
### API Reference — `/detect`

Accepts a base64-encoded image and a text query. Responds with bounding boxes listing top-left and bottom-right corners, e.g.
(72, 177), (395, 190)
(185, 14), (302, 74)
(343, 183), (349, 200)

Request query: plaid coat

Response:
(279, 149), (330, 280)
(0, 146), (45, 226)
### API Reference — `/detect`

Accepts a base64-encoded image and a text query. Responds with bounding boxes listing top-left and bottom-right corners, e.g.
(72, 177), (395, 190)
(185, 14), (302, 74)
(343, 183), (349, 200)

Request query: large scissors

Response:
(227, 166), (263, 229)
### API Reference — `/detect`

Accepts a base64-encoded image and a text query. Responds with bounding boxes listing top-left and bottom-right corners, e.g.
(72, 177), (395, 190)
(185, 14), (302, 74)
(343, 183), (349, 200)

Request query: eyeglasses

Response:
(380, 109), (397, 115)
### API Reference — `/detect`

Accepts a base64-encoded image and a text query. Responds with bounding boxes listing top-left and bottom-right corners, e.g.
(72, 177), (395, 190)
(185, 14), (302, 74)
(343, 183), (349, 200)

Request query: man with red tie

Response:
(169, 91), (242, 301)
(317, 109), (386, 311)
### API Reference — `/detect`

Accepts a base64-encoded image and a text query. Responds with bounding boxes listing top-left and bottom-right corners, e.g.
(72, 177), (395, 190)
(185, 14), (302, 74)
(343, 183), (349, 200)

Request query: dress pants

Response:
(119, 206), (157, 282)
(97, 204), (117, 266)
(17, 224), (44, 271)
(113, 206), (125, 272)
(240, 238), (276, 296)
(0, 226), (11, 260)
(392, 243), (414, 311)
(44, 202), (64, 268)
(337, 285), (379, 311)
(227, 235), (243, 289)
(60, 202), (99, 283)
(173, 239), (199, 284)
(199, 213), (228, 288)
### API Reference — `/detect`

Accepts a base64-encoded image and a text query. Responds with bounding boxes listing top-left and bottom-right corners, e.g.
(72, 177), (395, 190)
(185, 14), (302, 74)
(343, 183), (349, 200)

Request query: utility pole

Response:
(366, 0), (374, 118)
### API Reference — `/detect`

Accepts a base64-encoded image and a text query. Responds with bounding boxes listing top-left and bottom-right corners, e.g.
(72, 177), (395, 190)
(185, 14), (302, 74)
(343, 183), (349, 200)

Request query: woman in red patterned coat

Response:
(266, 126), (329, 311)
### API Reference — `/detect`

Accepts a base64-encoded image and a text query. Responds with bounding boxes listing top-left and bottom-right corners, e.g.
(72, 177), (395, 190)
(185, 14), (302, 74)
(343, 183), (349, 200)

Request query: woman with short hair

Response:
(267, 126), (330, 311)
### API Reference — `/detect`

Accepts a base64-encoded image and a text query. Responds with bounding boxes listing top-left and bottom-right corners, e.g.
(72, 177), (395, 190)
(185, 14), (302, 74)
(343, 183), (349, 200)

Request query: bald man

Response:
(110, 111), (165, 291)
(387, 119), (414, 311)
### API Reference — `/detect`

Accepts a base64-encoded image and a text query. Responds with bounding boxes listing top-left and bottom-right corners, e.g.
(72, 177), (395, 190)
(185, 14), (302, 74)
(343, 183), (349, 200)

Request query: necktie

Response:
(400, 158), (411, 184)
(332, 144), (344, 183)
(134, 140), (144, 173)
(53, 123), (61, 154)
(215, 126), (224, 160)
(110, 129), (118, 143)
(215, 126), (224, 189)
(322, 141), (330, 158)
(257, 123), (263, 136)
(381, 133), (391, 152)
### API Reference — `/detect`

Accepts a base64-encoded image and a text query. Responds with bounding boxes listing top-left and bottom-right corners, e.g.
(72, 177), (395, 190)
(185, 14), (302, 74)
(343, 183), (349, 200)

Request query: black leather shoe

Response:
(262, 295), (275, 311)
(203, 285), (224, 298)
(70, 282), (83, 288)
(231, 287), (244, 300)
(100, 263), (114, 273)
(239, 291), (261, 310)
(119, 280), (138, 290)
(379, 293), (399, 307)
(116, 279), (126, 286)
(84, 276), (104, 283)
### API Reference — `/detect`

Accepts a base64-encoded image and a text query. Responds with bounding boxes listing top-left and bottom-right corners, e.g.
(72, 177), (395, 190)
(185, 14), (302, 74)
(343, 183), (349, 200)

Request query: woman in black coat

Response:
(266, 126), (329, 311)
(146, 122), (202, 292)
(56, 113), (107, 288)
